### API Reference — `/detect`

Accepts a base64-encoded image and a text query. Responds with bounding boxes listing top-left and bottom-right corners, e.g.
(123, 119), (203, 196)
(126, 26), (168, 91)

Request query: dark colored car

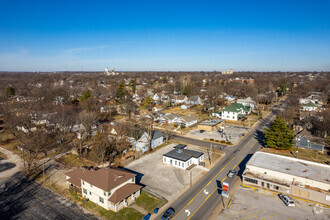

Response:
(161, 207), (175, 220)
(200, 130), (205, 133)
(144, 213), (151, 220)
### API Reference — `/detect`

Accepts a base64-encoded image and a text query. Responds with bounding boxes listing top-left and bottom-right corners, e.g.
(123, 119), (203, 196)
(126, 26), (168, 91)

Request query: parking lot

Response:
(189, 126), (248, 144)
(125, 143), (209, 201)
(219, 187), (329, 220)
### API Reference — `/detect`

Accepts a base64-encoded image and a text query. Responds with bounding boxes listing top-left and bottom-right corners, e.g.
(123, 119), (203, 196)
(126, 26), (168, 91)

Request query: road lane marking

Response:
(240, 210), (266, 220)
(188, 158), (245, 219)
(187, 187), (218, 220)
(262, 213), (280, 220)
(173, 156), (236, 218)
(226, 206), (255, 216)
(204, 189), (209, 195)
(173, 137), (257, 219)
(185, 209), (190, 216)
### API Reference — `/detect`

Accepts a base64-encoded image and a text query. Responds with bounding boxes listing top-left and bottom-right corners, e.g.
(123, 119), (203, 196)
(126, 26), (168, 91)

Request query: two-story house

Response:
(221, 103), (251, 121)
(66, 167), (142, 212)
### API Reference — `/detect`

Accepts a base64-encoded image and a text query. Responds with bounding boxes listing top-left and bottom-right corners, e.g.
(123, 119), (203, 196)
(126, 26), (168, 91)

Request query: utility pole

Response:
(190, 170), (192, 186)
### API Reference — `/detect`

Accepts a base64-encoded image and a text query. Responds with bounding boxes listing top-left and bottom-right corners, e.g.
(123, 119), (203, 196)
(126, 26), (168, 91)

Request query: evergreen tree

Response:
(130, 79), (136, 94)
(4, 86), (15, 97)
(182, 85), (190, 96)
(264, 116), (294, 150)
(116, 83), (126, 103)
(80, 90), (91, 102)
(143, 95), (153, 109)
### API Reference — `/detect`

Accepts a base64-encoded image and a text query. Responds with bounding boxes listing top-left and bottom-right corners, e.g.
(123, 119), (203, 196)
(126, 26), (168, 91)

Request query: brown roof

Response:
(108, 183), (142, 204)
(66, 168), (85, 187)
(66, 167), (136, 191)
(176, 95), (186, 100)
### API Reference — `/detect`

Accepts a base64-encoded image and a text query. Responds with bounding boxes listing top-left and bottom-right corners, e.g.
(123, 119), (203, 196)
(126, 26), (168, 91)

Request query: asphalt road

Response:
(0, 172), (98, 220)
(162, 111), (276, 220)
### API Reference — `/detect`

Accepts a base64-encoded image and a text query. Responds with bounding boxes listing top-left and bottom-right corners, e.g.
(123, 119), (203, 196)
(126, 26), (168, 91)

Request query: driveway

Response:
(125, 143), (206, 200)
(0, 146), (24, 180)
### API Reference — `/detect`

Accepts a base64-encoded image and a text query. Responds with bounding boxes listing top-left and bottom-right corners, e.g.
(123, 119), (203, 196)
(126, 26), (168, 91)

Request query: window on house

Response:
(164, 157), (166, 162)
(108, 191), (111, 196)
(182, 163), (184, 167)
(244, 177), (258, 185)
(175, 161), (177, 165)
(104, 191), (106, 196)
(82, 180), (85, 185)
(99, 197), (104, 203)
(90, 184), (93, 188)
(179, 162), (181, 166)
(132, 177), (135, 182)
(83, 188), (87, 194)
(267, 183), (270, 188)
(273, 185), (279, 190)
(89, 191), (91, 195)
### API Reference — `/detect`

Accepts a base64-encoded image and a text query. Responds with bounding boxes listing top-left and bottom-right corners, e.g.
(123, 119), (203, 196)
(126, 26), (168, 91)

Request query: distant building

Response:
(134, 130), (164, 153)
(163, 145), (204, 169)
(237, 97), (256, 111)
(243, 152), (330, 206)
(294, 129), (325, 153)
(222, 69), (234, 75)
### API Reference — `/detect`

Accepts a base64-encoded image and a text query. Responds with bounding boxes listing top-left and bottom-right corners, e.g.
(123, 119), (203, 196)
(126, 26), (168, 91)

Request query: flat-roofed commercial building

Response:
(197, 119), (223, 132)
(163, 145), (204, 169)
(243, 152), (330, 206)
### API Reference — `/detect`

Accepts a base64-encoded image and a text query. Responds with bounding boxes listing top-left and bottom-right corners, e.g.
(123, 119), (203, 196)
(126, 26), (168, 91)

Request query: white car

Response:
(227, 170), (237, 178)
(279, 194), (295, 207)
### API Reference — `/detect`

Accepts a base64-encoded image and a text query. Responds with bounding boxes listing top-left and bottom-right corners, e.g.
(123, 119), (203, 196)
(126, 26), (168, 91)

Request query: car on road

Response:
(161, 207), (175, 220)
(144, 213), (151, 220)
(278, 194), (295, 207)
(227, 170), (237, 178)
(199, 130), (205, 133)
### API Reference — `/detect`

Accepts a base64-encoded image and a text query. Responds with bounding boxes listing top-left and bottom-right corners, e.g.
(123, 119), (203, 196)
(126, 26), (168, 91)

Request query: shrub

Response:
(220, 140), (226, 144)
(210, 138), (214, 141)
(226, 141), (232, 145)
(181, 125), (186, 129)
(173, 124), (178, 128)
(215, 140), (219, 142)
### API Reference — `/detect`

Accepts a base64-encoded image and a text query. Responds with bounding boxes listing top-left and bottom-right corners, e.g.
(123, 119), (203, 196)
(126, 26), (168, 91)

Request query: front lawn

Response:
(68, 190), (144, 220)
(135, 190), (162, 212)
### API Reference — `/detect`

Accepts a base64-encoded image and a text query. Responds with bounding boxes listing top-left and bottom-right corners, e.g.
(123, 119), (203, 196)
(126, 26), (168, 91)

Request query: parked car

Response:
(161, 207), (175, 220)
(278, 194), (295, 207)
(227, 170), (237, 178)
(144, 213), (151, 220)
(200, 130), (205, 133)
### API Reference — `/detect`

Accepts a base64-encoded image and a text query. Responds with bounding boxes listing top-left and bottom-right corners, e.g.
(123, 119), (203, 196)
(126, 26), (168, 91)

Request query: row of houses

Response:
(146, 112), (198, 127)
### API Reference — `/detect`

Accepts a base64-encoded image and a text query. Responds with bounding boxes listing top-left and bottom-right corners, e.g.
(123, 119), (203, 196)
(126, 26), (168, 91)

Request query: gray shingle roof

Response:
(151, 130), (164, 140)
(163, 149), (204, 162)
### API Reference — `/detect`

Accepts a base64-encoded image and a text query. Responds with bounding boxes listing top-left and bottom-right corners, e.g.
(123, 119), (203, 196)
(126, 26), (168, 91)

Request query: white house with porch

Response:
(66, 167), (142, 212)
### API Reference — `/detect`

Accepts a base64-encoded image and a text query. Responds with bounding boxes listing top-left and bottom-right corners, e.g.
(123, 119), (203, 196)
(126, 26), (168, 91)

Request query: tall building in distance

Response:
(104, 67), (118, 75)
(222, 69), (234, 75)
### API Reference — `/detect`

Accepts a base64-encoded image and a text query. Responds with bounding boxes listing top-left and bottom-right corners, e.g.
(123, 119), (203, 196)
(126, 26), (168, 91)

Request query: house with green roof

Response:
(221, 103), (251, 121)
(302, 102), (318, 112)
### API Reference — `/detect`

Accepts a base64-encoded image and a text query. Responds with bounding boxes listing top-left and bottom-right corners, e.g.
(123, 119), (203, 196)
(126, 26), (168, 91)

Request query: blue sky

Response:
(0, 0), (329, 71)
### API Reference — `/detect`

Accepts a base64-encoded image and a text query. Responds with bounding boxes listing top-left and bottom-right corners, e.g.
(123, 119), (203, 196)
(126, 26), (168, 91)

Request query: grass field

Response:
(261, 147), (329, 164)
(135, 190), (162, 212)
(67, 189), (143, 220)
(55, 154), (96, 168)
